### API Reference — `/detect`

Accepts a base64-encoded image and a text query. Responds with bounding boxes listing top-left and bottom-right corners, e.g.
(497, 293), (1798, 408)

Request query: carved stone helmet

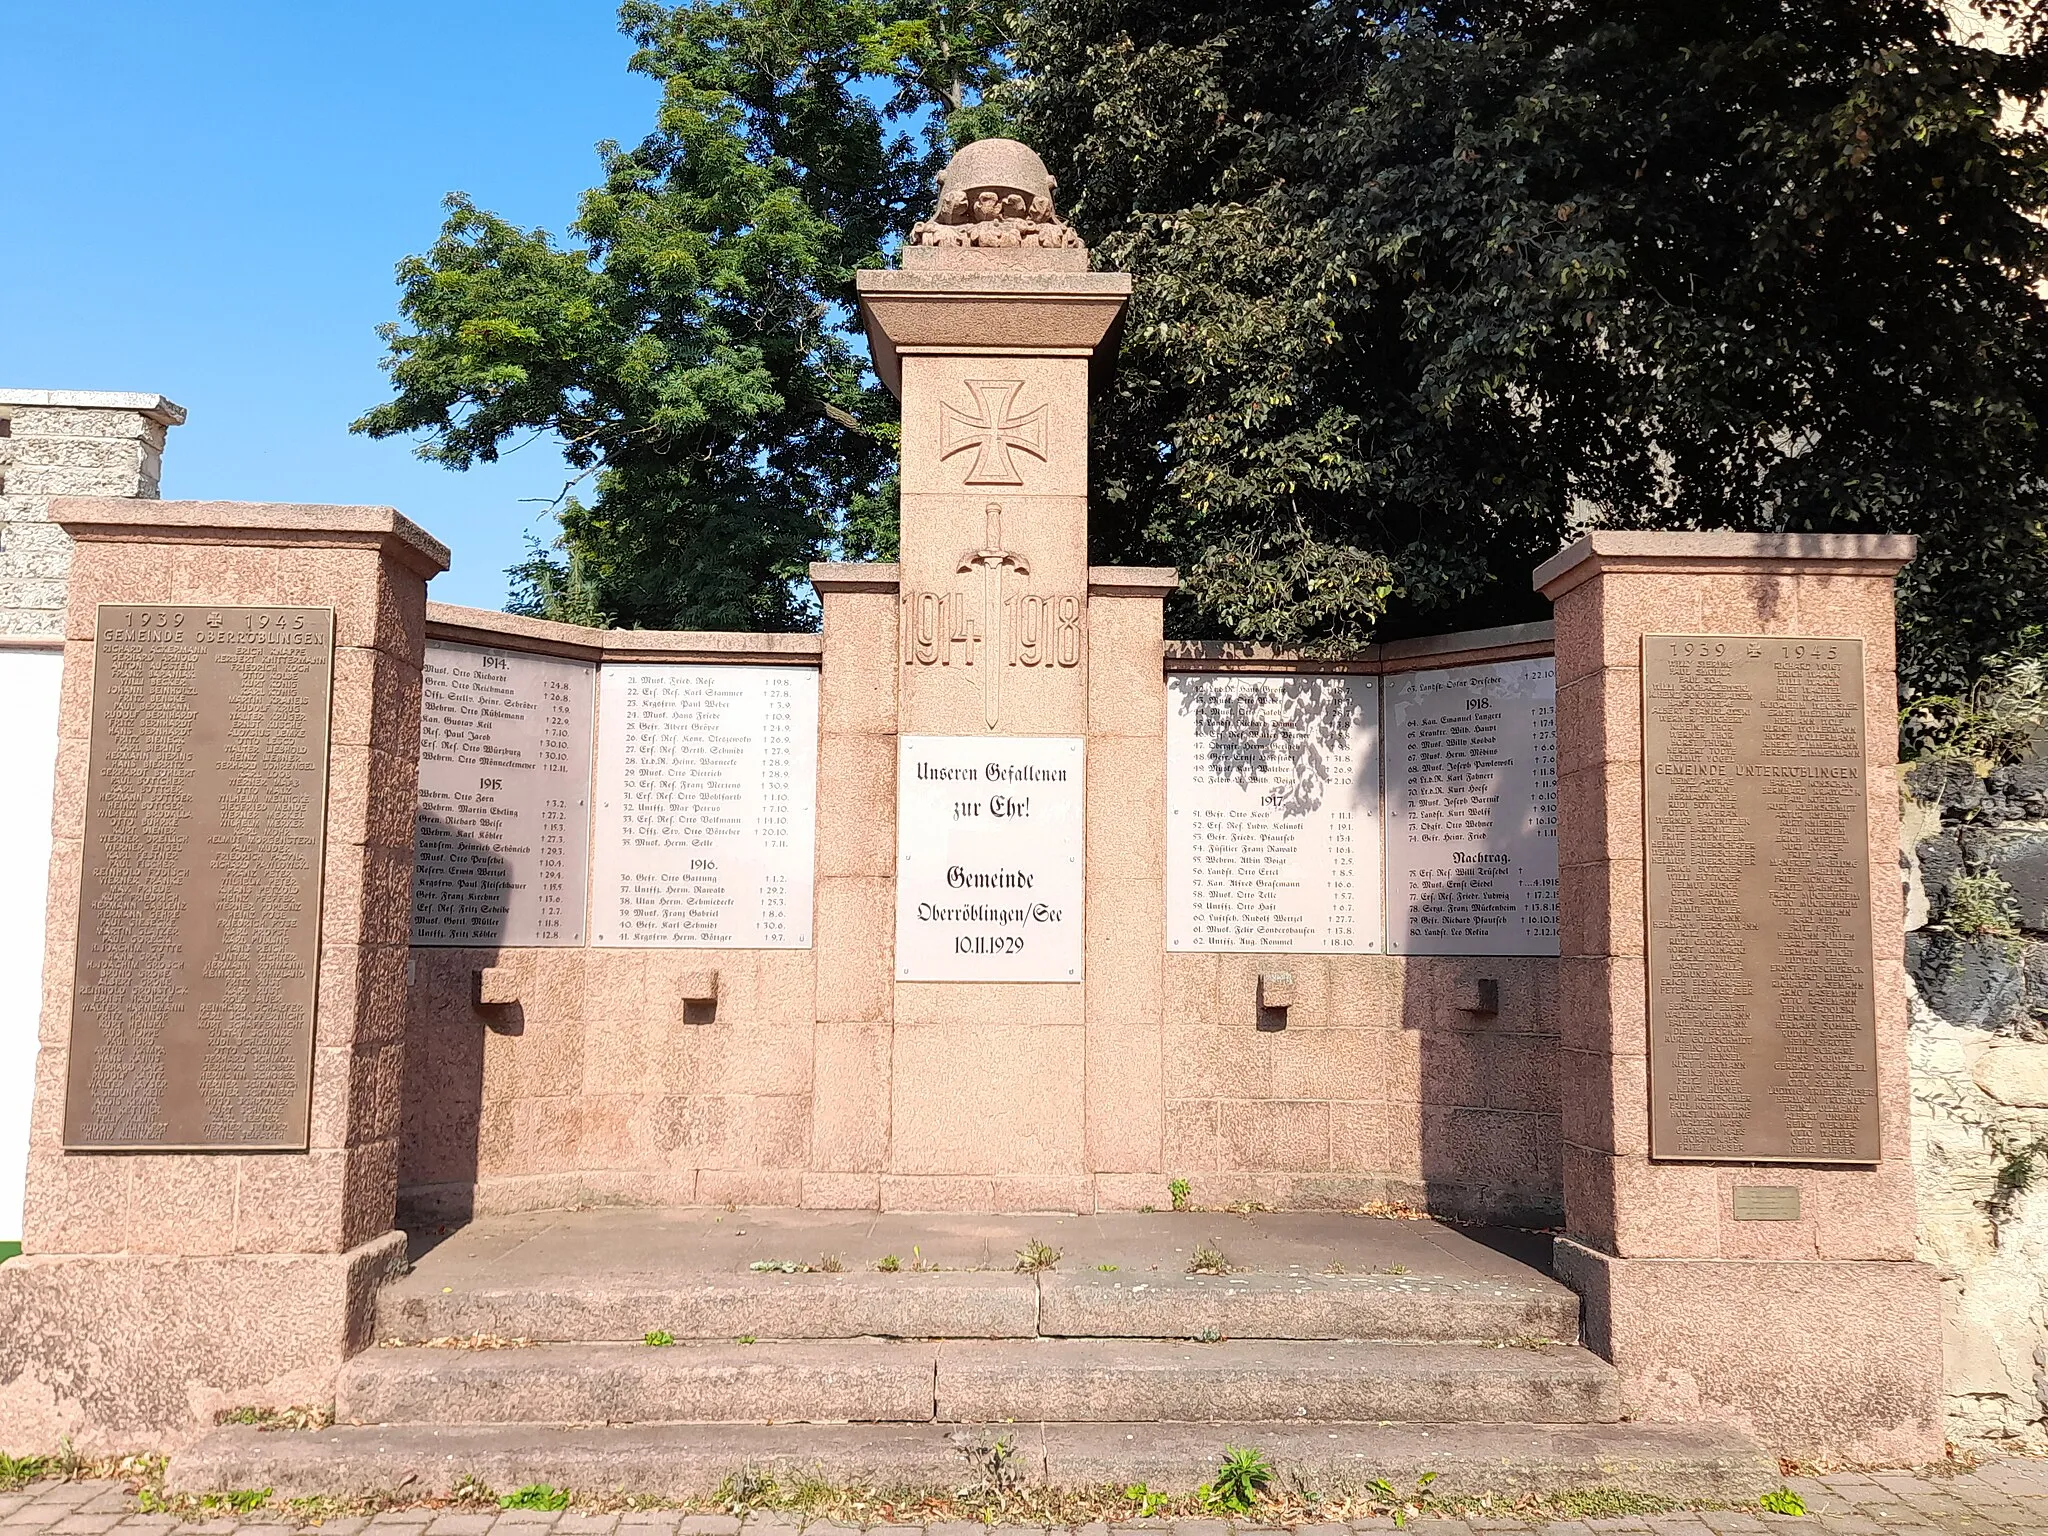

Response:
(932, 138), (1060, 226)
(910, 137), (1084, 252)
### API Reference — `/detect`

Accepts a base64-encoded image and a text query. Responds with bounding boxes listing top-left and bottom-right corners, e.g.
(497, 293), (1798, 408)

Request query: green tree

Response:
(1018, 0), (2048, 687)
(354, 1), (1014, 631)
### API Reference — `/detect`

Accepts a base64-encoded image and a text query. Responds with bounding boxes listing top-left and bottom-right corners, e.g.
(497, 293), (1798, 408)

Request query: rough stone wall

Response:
(1903, 748), (2048, 1450)
(0, 393), (182, 637)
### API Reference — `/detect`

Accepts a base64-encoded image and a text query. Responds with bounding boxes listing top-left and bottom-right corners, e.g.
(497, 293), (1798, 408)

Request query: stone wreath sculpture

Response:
(908, 137), (1086, 251)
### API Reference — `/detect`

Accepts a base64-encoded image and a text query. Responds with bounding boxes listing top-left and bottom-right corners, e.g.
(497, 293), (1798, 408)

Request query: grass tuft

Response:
(1014, 1239), (1061, 1273)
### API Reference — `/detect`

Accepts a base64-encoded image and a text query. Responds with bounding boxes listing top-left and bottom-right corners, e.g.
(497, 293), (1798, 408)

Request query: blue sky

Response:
(2, 3), (666, 610)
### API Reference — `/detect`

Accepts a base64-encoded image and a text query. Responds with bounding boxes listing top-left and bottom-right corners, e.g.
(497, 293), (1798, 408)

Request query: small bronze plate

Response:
(1732, 1186), (1804, 1221)
(64, 605), (334, 1150)
(1642, 635), (1880, 1164)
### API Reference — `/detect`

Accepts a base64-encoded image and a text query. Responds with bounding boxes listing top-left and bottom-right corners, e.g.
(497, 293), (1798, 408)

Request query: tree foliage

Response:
(354, 1), (1013, 630)
(1017, 0), (2048, 685)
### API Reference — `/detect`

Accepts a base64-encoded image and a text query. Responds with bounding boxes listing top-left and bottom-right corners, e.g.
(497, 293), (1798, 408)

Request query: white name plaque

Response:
(896, 736), (1084, 982)
(413, 642), (595, 946)
(1165, 674), (1383, 952)
(1385, 658), (1558, 955)
(590, 665), (818, 948)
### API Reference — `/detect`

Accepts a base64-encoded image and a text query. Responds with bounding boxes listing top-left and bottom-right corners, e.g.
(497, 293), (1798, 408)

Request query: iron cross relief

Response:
(940, 380), (1049, 486)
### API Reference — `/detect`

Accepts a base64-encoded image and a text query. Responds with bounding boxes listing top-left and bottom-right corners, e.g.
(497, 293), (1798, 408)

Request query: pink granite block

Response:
(888, 1022), (1085, 1174)
(1555, 667), (1641, 777)
(1556, 954), (1649, 1056)
(1270, 1026), (1385, 1102)
(802, 1171), (882, 1209)
(811, 1018), (891, 1172)
(1556, 1239), (1943, 1464)
(688, 1094), (813, 1170)
(1326, 956), (1404, 1029)
(1329, 1100), (1398, 1173)
(1220, 1099), (1330, 1173)
(1418, 1104), (1550, 1191)
(1163, 952), (1221, 1024)
(1558, 857), (1645, 958)
(1559, 1046), (1648, 1157)
(327, 645), (419, 752)
(815, 730), (897, 878)
(1086, 593), (1167, 734)
(229, 1149), (350, 1254)
(1161, 1020), (1272, 1100)
(1806, 1159), (1918, 1261)
(46, 735), (87, 841)
(698, 1169), (805, 1208)
(1093, 1171), (1174, 1210)
(1699, 573), (1803, 635)
(817, 590), (898, 735)
(1556, 762), (1643, 867)
(813, 876), (894, 1023)
(1562, 1143), (1719, 1258)
(1085, 1024), (1162, 1172)
(20, 1148), (133, 1253)
(506, 1094), (581, 1175)
(1163, 1099), (1221, 1173)
(988, 1174), (1094, 1212)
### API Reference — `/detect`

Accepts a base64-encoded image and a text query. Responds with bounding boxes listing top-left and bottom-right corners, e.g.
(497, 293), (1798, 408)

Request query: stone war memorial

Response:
(0, 142), (1949, 1497)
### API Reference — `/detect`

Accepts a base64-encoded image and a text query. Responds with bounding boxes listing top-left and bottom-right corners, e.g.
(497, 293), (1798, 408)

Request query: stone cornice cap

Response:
(1534, 530), (1918, 601)
(1087, 566), (1179, 597)
(855, 268), (1132, 398)
(52, 498), (451, 578)
(0, 388), (187, 426)
(808, 561), (901, 594)
(427, 601), (824, 665)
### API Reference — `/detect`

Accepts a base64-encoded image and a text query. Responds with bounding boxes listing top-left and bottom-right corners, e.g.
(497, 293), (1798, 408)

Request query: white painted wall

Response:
(0, 646), (63, 1242)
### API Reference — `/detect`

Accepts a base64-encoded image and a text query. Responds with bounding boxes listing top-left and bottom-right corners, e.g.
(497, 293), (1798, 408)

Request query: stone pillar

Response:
(1536, 531), (1943, 1463)
(0, 390), (186, 637)
(805, 562), (902, 1210)
(855, 140), (1134, 1209)
(1085, 568), (1175, 1196)
(0, 499), (447, 1449)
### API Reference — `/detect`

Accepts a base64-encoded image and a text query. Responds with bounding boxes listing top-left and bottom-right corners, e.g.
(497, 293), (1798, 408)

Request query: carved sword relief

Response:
(900, 502), (1082, 730)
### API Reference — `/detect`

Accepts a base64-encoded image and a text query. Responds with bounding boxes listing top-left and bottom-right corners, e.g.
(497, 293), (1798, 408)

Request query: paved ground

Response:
(4, 1459), (2047, 1535)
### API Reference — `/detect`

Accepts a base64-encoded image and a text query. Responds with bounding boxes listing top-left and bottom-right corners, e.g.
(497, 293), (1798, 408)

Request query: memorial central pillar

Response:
(1536, 531), (1942, 1463)
(853, 140), (1151, 1208)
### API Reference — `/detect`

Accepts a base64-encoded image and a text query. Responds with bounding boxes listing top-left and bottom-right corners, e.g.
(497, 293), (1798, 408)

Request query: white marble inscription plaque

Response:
(1165, 674), (1383, 953)
(896, 736), (1084, 982)
(414, 643), (596, 946)
(1385, 658), (1558, 955)
(590, 665), (817, 948)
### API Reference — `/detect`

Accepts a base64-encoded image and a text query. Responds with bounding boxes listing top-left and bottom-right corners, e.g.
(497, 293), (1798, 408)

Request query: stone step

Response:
(938, 1339), (1620, 1425)
(336, 1338), (1618, 1427)
(336, 1341), (936, 1427)
(375, 1269), (1580, 1345)
(168, 1419), (1774, 1504)
(375, 1271), (1038, 1344)
(1038, 1270), (1580, 1342)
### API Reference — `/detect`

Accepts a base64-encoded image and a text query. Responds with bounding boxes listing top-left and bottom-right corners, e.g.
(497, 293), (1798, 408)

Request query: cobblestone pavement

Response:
(2, 1463), (2047, 1536)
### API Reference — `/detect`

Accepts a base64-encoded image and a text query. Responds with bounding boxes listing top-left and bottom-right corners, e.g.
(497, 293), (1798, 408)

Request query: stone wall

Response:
(1904, 746), (2048, 1450)
(0, 390), (184, 637)
(397, 603), (1564, 1225)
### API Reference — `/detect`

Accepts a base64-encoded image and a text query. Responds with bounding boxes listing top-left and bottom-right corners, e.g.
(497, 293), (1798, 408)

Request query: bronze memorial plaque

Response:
(1642, 635), (1880, 1163)
(65, 605), (335, 1150)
